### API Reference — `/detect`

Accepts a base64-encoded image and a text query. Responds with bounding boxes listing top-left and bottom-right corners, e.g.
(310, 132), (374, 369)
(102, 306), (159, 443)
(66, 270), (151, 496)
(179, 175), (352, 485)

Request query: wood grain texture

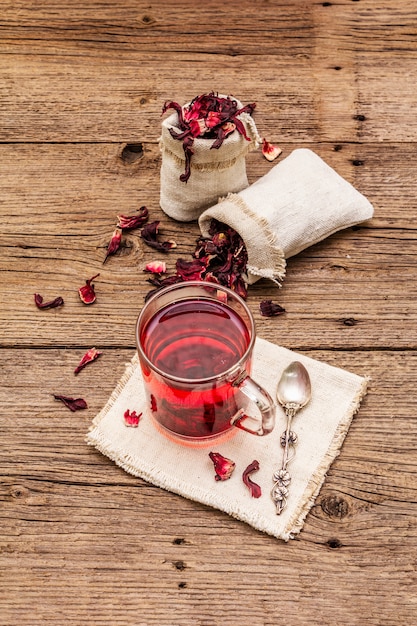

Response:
(1, 1), (417, 624)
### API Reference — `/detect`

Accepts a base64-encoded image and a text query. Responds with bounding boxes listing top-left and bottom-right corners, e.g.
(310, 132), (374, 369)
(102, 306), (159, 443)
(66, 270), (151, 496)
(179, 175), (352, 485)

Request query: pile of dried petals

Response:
(145, 219), (248, 300)
(162, 93), (256, 182)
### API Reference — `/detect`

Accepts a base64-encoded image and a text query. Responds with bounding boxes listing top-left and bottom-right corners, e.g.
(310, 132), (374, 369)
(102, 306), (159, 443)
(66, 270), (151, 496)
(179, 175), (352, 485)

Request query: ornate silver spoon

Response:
(271, 361), (311, 515)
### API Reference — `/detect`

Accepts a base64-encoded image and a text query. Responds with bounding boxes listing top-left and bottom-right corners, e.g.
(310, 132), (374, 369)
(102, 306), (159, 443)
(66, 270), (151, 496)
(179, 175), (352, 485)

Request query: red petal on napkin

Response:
(242, 460), (262, 498)
(209, 452), (236, 481)
(123, 409), (142, 427)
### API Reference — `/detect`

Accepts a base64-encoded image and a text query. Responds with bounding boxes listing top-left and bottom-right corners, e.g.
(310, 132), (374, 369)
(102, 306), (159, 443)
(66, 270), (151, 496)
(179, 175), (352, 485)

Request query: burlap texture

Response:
(199, 148), (375, 284)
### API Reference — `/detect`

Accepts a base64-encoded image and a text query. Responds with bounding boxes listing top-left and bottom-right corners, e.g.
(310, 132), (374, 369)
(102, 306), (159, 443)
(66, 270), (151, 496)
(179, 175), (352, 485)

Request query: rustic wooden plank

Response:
(0, 0), (414, 56)
(1, 1), (415, 143)
(0, 348), (416, 625)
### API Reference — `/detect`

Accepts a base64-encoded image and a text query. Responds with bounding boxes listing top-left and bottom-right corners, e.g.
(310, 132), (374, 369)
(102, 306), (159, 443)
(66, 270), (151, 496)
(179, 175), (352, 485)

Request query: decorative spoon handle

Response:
(271, 405), (298, 515)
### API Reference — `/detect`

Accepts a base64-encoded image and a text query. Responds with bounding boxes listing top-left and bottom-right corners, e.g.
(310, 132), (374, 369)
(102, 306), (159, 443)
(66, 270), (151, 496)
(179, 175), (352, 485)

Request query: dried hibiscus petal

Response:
(104, 228), (122, 263)
(117, 207), (149, 230)
(175, 258), (206, 281)
(260, 300), (286, 317)
(53, 394), (88, 412)
(124, 409), (142, 427)
(74, 347), (102, 375)
(79, 273), (100, 304)
(141, 221), (177, 253)
(209, 451), (236, 481)
(34, 293), (64, 310)
(242, 460), (262, 498)
(262, 138), (282, 162)
(144, 260), (167, 274)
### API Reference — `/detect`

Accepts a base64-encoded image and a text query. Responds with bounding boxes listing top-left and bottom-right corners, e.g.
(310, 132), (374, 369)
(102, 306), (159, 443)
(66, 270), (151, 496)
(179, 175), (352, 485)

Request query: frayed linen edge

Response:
(86, 426), (289, 541)
(282, 375), (371, 541)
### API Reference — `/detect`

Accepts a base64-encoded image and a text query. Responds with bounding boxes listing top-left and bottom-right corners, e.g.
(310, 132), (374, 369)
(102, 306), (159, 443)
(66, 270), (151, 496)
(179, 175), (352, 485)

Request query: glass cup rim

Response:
(136, 280), (256, 384)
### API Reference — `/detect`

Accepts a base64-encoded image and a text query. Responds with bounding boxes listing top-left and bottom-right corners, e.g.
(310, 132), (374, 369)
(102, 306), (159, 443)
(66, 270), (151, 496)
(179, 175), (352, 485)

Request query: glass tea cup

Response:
(136, 280), (275, 444)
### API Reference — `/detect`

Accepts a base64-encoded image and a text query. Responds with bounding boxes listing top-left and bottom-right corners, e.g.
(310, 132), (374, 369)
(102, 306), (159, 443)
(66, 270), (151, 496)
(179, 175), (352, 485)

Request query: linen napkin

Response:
(86, 337), (369, 541)
(198, 148), (374, 284)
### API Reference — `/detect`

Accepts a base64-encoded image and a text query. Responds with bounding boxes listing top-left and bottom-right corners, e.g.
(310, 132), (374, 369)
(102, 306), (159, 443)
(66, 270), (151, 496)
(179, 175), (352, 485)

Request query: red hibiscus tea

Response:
(136, 281), (275, 443)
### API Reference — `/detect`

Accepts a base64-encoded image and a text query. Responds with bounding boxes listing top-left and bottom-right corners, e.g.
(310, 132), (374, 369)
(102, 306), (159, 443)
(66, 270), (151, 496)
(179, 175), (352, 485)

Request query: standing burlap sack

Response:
(159, 96), (261, 222)
(198, 148), (375, 284)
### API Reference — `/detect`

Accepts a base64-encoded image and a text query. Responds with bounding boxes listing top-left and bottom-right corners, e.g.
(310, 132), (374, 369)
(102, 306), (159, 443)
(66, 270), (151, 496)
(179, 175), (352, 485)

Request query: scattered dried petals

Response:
(262, 138), (282, 162)
(145, 261), (167, 274)
(53, 395), (88, 412)
(124, 409), (142, 427)
(74, 347), (102, 375)
(104, 228), (122, 263)
(259, 300), (286, 317)
(34, 293), (64, 310)
(78, 273), (100, 305)
(144, 219), (250, 301)
(141, 221), (177, 253)
(209, 452), (236, 482)
(242, 460), (262, 498)
(117, 207), (149, 230)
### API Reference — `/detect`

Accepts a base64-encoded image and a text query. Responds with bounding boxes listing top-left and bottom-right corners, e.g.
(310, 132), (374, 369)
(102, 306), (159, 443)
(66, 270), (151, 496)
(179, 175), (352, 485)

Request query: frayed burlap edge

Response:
(199, 192), (287, 284)
(282, 375), (371, 541)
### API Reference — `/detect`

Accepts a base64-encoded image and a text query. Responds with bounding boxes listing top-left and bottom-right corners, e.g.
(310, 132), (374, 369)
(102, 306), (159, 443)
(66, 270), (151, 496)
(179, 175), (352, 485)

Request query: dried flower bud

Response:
(79, 274), (100, 305)
(124, 409), (142, 427)
(262, 138), (282, 162)
(209, 452), (236, 481)
(74, 347), (102, 375)
(260, 300), (286, 317)
(242, 460), (262, 498)
(53, 395), (88, 412)
(104, 228), (122, 263)
(34, 294), (64, 310)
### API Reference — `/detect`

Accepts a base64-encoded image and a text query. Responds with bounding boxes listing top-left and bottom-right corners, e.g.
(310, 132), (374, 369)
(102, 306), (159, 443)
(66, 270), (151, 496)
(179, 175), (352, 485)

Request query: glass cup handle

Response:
(230, 373), (276, 436)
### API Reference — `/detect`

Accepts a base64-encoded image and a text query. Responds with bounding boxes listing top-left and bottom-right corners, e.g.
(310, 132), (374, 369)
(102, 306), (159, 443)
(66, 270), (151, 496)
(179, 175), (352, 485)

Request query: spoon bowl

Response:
(277, 361), (311, 409)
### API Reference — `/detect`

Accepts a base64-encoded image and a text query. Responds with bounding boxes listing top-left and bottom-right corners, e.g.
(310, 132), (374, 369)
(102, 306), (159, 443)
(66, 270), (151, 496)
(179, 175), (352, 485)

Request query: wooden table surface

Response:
(1, 1), (416, 624)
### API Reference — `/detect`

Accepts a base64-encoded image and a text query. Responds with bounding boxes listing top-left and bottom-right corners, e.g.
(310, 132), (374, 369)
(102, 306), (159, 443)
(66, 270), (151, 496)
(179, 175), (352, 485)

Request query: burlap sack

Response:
(198, 148), (374, 284)
(159, 96), (261, 222)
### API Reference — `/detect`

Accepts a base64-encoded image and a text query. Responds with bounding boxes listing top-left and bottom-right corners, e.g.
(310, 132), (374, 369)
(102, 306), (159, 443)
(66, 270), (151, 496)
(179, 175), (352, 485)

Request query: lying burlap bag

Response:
(159, 95), (261, 222)
(198, 148), (374, 284)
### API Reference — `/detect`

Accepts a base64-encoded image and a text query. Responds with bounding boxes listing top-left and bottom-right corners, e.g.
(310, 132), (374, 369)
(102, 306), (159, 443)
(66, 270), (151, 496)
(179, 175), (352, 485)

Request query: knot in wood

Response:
(321, 494), (350, 519)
